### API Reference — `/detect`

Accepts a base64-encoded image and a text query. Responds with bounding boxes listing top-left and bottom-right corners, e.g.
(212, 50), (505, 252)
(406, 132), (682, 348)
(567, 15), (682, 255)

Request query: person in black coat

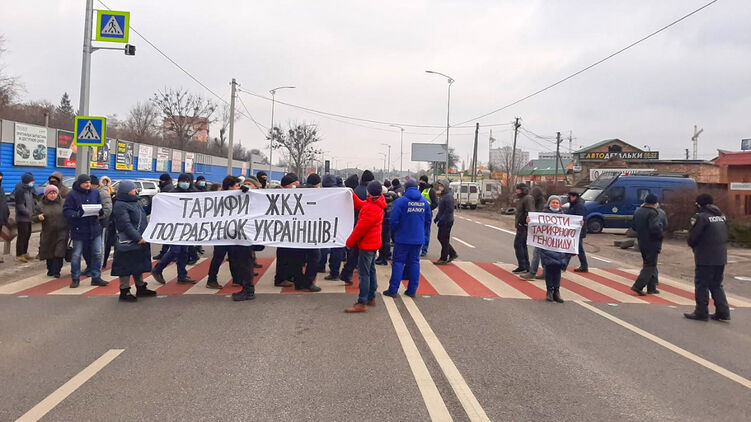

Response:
(433, 179), (457, 265)
(684, 194), (731, 321)
(566, 191), (589, 272)
(0, 172), (9, 264)
(153, 173), (174, 260)
(14, 172), (37, 262)
(418, 175), (438, 257)
(256, 171), (268, 188)
(630, 194), (664, 296)
(111, 181), (157, 302)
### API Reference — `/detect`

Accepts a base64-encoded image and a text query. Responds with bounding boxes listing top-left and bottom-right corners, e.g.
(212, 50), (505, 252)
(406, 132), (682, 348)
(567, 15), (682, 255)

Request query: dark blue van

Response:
(580, 174), (697, 233)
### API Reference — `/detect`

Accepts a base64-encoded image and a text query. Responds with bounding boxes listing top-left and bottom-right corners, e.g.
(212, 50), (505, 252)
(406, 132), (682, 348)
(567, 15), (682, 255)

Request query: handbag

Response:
(114, 207), (144, 252)
(64, 238), (73, 262)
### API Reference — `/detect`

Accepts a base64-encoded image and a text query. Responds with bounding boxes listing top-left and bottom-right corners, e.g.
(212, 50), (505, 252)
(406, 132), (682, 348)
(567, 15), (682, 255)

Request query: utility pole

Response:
(226, 78), (237, 175)
(568, 130), (573, 153)
(685, 148), (689, 160)
(75, 0), (94, 177)
(554, 131), (562, 183)
(508, 117), (521, 199)
(471, 123), (479, 182)
(692, 125), (704, 160)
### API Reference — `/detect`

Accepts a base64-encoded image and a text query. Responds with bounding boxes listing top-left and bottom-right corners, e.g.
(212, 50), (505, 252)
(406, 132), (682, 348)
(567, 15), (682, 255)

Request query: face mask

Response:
(197, 181), (206, 187)
(28, 182), (35, 188)
(178, 182), (189, 190)
(550, 206), (560, 212)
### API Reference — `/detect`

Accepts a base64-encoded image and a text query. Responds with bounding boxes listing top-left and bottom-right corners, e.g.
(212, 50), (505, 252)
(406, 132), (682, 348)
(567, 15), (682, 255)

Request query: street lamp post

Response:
(380, 143), (391, 179)
(268, 86), (295, 181)
(426, 70), (454, 177)
(379, 153), (387, 179)
(389, 124), (404, 177)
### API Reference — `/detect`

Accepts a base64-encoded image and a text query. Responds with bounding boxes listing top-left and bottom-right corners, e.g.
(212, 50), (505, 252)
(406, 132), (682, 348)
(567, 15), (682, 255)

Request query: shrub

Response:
(728, 216), (751, 246)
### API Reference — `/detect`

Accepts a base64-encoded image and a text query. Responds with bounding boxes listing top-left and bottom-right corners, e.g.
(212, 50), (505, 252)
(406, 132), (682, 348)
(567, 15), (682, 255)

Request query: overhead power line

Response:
(453, 0), (721, 125)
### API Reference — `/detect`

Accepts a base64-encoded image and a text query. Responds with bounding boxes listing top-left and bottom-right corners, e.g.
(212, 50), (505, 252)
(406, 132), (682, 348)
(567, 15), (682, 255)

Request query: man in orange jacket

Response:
(344, 180), (386, 313)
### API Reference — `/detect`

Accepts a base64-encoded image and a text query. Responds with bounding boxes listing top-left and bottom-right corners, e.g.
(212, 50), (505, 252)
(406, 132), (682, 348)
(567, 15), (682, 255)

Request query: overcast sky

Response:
(2, 0), (749, 171)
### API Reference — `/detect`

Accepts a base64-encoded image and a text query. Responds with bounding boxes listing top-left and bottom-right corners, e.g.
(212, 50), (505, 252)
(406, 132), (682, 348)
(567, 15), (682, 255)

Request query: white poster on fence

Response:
(142, 188), (355, 248)
(14, 122), (48, 166)
(137, 144), (153, 171)
(526, 212), (583, 254)
(155, 147), (170, 172)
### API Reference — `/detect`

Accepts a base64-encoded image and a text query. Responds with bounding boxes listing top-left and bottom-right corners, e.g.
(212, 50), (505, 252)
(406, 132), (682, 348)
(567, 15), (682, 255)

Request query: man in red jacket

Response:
(345, 180), (386, 313)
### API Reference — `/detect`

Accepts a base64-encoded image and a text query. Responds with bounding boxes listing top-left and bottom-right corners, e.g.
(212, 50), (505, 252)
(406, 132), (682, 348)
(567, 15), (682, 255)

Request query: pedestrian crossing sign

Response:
(74, 116), (106, 147)
(95, 10), (130, 43)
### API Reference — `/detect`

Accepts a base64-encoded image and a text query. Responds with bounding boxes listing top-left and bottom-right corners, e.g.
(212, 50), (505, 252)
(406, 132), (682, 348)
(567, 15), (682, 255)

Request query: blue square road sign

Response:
(74, 116), (106, 147)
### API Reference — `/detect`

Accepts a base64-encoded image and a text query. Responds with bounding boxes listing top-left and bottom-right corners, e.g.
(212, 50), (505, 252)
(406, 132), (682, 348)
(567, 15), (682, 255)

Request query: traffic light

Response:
(124, 44), (136, 56)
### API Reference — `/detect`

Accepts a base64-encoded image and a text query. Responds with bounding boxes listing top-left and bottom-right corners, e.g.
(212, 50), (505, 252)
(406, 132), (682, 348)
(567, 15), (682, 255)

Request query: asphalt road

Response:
(2, 212), (750, 421)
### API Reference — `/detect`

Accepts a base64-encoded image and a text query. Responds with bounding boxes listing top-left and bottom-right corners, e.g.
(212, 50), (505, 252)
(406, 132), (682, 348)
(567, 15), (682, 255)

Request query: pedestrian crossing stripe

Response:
(1, 258), (749, 307)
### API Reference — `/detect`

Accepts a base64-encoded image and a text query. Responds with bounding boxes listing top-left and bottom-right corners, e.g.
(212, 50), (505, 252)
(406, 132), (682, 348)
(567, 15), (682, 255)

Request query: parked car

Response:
(112, 179), (160, 206)
(37, 177), (76, 197)
(450, 181), (480, 209)
(580, 173), (697, 233)
(479, 180), (501, 204)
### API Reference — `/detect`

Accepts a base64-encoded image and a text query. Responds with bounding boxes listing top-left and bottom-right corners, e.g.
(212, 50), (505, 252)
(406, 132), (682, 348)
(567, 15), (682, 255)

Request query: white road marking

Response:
(0, 273), (56, 294)
(403, 297), (490, 421)
(254, 259), (282, 294)
(619, 268), (751, 307)
(452, 262), (529, 299)
(495, 263), (589, 302)
(383, 297), (452, 421)
(576, 301), (751, 390)
(452, 237), (476, 249)
(421, 262), (469, 296)
(563, 271), (643, 304)
(733, 276), (751, 281)
(16, 349), (124, 422)
(590, 255), (613, 263)
(588, 268), (694, 306)
(483, 224), (516, 235)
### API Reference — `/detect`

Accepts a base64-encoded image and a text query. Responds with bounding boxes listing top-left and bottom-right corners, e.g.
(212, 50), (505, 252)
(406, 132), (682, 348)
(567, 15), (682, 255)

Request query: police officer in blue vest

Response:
(684, 194), (731, 321)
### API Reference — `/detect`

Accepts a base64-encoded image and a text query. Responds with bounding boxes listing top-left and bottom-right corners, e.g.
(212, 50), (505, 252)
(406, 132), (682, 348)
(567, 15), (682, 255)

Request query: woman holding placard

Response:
(536, 197), (568, 303)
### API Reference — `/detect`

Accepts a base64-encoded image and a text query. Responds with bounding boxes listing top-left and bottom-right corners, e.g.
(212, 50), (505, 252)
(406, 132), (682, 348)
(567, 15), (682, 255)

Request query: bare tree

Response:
(124, 101), (160, 141)
(0, 35), (22, 110)
(151, 88), (216, 148)
(428, 148), (460, 175)
(217, 103), (242, 146)
(249, 148), (268, 164)
(270, 122), (322, 176)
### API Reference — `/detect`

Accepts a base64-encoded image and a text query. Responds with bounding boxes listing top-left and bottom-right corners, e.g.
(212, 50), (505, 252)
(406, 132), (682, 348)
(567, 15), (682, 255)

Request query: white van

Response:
(450, 181), (480, 209)
(479, 180), (501, 204)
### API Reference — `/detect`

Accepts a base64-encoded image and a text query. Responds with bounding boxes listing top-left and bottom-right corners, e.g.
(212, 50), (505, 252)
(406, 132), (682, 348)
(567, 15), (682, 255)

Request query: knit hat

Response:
(383, 179), (391, 188)
(322, 174), (337, 188)
(50, 172), (63, 183)
(281, 173), (298, 187)
(196, 175), (206, 182)
(335, 176), (343, 187)
(696, 193), (713, 207)
(256, 171), (267, 179)
(644, 193), (659, 205)
(515, 183), (527, 190)
(117, 180), (136, 195)
(90, 175), (99, 186)
(419, 175), (429, 183)
(568, 191), (580, 197)
(159, 173), (172, 182)
(177, 173), (191, 183)
(21, 172), (34, 184)
(391, 178), (400, 187)
(361, 170), (375, 184)
(405, 180), (418, 190)
(344, 174), (359, 189)
(76, 174), (91, 184)
(44, 185), (59, 196)
(367, 180), (382, 196)
(246, 176), (262, 189)
(306, 173), (322, 187)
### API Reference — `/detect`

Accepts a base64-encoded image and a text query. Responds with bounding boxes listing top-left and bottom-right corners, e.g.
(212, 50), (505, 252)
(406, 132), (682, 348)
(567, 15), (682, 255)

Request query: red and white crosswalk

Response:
(1, 258), (750, 307)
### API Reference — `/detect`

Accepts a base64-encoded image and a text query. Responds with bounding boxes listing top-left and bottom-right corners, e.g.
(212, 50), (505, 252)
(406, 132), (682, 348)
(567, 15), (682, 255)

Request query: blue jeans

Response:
(153, 245), (188, 280)
(357, 250), (377, 304)
(71, 235), (103, 280)
(421, 224), (431, 254)
(529, 247), (541, 276)
(388, 243), (421, 295)
(325, 247), (345, 276)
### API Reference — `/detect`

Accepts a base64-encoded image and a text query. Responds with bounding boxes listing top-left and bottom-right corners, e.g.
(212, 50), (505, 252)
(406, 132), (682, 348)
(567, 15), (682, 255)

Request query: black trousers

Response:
(102, 222), (116, 266)
(379, 219), (392, 261)
(632, 249), (659, 292)
(46, 257), (63, 276)
(294, 249), (321, 290)
(229, 246), (254, 292)
(437, 222), (456, 261)
(514, 225), (529, 270)
(16, 221), (32, 256)
(694, 265), (730, 316)
(208, 245), (230, 283)
(340, 246), (360, 280)
(274, 247), (299, 285)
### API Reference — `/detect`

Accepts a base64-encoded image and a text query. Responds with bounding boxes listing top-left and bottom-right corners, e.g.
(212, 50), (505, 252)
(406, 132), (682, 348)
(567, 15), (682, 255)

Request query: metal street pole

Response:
(75, 0), (94, 177)
(389, 124), (404, 176)
(426, 70), (454, 178)
(380, 143), (391, 179)
(268, 86), (295, 181)
(226, 78), (237, 175)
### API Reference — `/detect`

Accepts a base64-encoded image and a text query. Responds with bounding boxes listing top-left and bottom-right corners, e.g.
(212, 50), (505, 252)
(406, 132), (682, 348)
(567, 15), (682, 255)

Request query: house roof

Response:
(573, 138), (642, 154)
(714, 150), (751, 166)
(517, 158), (573, 176)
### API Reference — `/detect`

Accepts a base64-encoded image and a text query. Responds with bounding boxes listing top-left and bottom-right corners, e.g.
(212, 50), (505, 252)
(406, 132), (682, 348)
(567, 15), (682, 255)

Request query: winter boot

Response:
(684, 311), (709, 321)
(90, 278), (109, 287)
(70, 279), (80, 288)
(710, 313), (731, 321)
(546, 290), (554, 302)
(553, 289), (564, 303)
(231, 285), (255, 301)
(344, 303), (368, 313)
(152, 272), (167, 284)
(136, 283), (157, 297)
(119, 288), (137, 302)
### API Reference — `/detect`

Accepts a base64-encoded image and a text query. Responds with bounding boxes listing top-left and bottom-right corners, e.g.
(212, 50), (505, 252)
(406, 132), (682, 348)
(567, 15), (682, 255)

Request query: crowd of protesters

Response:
(0, 171), (732, 320)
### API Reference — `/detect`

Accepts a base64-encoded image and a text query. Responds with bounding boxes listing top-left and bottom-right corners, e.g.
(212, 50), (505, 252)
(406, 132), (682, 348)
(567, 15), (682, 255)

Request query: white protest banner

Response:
(526, 212), (583, 254)
(142, 188), (354, 248)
